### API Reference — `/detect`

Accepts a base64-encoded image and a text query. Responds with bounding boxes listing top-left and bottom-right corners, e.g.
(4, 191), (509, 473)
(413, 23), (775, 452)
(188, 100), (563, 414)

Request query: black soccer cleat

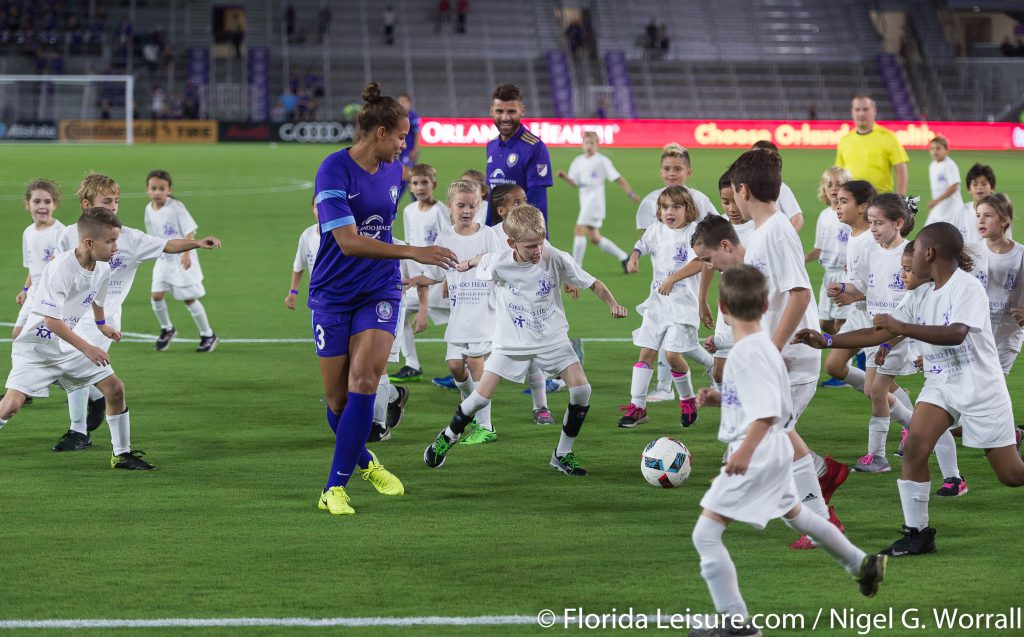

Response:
(881, 525), (936, 557)
(687, 620), (762, 637)
(367, 422), (391, 443)
(111, 450), (156, 470)
(385, 386), (409, 430)
(86, 396), (106, 432)
(855, 553), (888, 597)
(196, 333), (219, 353)
(550, 451), (588, 476)
(53, 430), (92, 452)
(155, 327), (176, 351)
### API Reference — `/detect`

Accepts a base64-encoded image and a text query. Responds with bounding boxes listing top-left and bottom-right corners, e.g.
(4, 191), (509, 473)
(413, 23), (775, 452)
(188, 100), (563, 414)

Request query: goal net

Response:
(0, 74), (135, 144)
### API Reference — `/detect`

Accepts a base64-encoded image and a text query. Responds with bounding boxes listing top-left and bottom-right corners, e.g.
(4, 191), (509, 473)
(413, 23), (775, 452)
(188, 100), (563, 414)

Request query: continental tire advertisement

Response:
(273, 121), (356, 143)
(59, 120), (218, 143)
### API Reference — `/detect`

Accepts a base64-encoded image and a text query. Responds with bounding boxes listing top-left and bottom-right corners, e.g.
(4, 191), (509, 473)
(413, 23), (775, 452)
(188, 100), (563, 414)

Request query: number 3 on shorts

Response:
(315, 324), (326, 350)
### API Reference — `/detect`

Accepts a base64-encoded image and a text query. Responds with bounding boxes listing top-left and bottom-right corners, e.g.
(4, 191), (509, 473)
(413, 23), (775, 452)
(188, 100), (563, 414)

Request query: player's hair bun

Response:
(362, 82), (384, 104)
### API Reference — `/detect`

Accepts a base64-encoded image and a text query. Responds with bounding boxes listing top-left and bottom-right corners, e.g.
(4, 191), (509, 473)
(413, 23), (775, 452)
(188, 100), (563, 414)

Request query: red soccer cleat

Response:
(819, 454), (850, 504)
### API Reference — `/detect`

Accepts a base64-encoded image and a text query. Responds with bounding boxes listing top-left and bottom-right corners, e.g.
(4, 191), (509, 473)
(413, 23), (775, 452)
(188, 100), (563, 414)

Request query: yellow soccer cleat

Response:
(318, 486), (355, 515)
(361, 451), (405, 496)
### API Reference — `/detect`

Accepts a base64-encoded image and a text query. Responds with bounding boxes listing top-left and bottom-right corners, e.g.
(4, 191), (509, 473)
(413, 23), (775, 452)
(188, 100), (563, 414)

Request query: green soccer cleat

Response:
(111, 450), (156, 470)
(424, 430), (457, 468)
(318, 486), (355, 515)
(550, 450), (587, 476)
(360, 450), (404, 495)
(389, 366), (422, 383)
(460, 423), (497, 445)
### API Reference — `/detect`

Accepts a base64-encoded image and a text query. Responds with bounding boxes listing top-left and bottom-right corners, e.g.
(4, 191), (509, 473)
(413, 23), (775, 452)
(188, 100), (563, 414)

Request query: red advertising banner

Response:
(419, 117), (1024, 151)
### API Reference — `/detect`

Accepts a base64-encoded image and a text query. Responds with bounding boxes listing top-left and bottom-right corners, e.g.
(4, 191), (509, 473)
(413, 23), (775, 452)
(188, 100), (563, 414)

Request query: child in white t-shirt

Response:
(391, 163), (451, 382)
(423, 204), (627, 475)
(285, 197), (320, 310)
(751, 140), (804, 231)
(794, 221), (1024, 557)
(460, 169), (490, 227)
(557, 131), (639, 267)
(13, 179), (65, 340)
(806, 167), (852, 335)
(925, 136), (964, 232)
(1, 208), (157, 470)
(702, 172), (755, 387)
(971, 193), (1024, 374)
(635, 143), (716, 402)
(962, 162), (995, 244)
(619, 186), (704, 428)
(417, 180), (502, 444)
(145, 170), (219, 353)
(689, 265), (886, 637)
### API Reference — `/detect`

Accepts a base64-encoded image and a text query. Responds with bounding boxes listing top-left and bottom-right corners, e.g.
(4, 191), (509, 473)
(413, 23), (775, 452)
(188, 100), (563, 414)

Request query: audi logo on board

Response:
(277, 121), (356, 143)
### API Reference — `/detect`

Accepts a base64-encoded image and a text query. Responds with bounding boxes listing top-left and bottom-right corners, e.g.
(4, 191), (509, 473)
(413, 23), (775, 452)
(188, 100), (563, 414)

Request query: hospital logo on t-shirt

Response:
(536, 275), (555, 297)
(887, 271), (905, 290)
(82, 291), (96, 306)
(721, 381), (740, 407)
(162, 223), (177, 238)
(108, 253), (125, 271)
(1005, 272), (1018, 291)
(837, 227), (849, 243)
(42, 246), (56, 262)
(673, 244), (689, 265)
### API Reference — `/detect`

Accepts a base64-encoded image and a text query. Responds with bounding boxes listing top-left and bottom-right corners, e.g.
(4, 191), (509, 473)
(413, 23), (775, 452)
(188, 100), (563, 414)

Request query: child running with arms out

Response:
(688, 265), (886, 637)
(13, 179), (65, 340)
(423, 204), (627, 475)
(414, 179), (503, 444)
(146, 170), (219, 353)
(971, 193), (1024, 375)
(793, 222), (1024, 556)
(619, 185), (704, 428)
(557, 130), (640, 268)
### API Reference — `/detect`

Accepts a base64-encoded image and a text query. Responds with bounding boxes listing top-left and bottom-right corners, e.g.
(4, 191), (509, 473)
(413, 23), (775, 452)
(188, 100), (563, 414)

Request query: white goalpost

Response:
(0, 74), (135, 144)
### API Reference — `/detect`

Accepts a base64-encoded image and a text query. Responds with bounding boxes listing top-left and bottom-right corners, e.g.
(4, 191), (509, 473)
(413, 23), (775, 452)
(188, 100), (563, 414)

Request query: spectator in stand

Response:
(456, 0), (469, 34)
(151, 86), (167, 119)
(383, 6), (397, 45)
(298, 88), (316, 121)
(279, 88), (299, 122)
(319, 0), (331, 44)
(566, 20), (583, 61)
(658, 22), (669, 57)
(285, 4), (296, 43)
(643, 18), (657, 57)
(437, 0), (451, 32)
(183, 82), (201, 119)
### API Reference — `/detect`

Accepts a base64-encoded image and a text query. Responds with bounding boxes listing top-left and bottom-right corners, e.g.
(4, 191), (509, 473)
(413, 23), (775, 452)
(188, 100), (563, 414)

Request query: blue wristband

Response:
(823, 333), (833, 348)
(95, 320), (106, 326)
(289, 289), (298, 295)
(879, 342), (892, 352)
(21, 286), (28, 292)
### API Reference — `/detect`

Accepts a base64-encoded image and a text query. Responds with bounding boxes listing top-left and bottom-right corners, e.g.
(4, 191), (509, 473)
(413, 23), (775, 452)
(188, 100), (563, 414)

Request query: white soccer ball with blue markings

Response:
(641, 437), (692, 488)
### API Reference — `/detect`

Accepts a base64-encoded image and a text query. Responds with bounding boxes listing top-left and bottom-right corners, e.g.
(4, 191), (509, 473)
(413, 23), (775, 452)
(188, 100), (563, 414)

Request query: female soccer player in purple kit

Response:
(310, 83), (457, 515)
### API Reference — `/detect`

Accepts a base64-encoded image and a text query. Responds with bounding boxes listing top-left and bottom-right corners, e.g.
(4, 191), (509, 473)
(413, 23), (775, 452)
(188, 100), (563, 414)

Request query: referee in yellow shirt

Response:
(835, 94), (909, 194)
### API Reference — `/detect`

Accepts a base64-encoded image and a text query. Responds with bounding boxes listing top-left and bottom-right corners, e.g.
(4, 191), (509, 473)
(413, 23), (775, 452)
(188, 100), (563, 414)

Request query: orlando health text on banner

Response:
(418, 118), (1024, 151)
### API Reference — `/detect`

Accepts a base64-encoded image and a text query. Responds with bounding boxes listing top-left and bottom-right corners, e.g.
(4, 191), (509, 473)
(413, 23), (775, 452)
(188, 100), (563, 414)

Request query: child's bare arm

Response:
(724, 419), (772, 475)
(589, 279), (627, 318)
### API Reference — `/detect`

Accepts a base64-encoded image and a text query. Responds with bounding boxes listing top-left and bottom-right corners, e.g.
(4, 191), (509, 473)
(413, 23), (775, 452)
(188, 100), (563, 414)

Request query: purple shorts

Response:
(311, 298), (399, 358)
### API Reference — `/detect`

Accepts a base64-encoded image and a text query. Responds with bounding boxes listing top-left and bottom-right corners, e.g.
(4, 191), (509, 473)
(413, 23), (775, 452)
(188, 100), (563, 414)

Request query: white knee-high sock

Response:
(597, 237), (627, 261)
(897, 479), (930, 530)
(107, 410), (131, 455)
(151, 298), (172, 330)
(843, 366), (866, 393)
(889, 396), (913, 427)
(529, 370), (547, 409)
(692, 516), (748, 620)
(934, 430), (960, 479)
(656, 348), (673, 394)
(372, 375), (388, 424)
(454, 374), (475, 399)
(88, 385), (103, 401)
(630, 362), (654, 408)
(572, 235), (587, 264)
(792, 454), (828, 517)
(187, 300), (213, 337)
(684, 345), (714, 370)
(784, 507), (865, 575)
(867, 416), (890, 456)
(477, 401), (494, 432)
(68, 387), (89, 435)
(893, 386), (913, 411)
(399, 316), (420, 370)
(672, 370), (694, 399)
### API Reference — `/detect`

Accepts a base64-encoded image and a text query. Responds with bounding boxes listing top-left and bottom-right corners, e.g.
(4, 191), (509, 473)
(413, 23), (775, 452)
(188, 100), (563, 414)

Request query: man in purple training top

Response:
(397, 93), (420, 201)
(485, 83), (552, 226)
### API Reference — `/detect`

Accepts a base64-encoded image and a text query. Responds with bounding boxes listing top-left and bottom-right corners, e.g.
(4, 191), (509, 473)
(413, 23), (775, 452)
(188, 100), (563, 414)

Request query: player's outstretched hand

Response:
(98, 325), (122, 342)
(791, 329), (827, 349)
(564, 284), (580, 300)
(413, 309), (428, 334)
(656, 280), (673, 296)
(284, 292), (297, 310)
(610, 304), (627, 319)
(872, 314), (902, 333)
(914, 355), (923, 370)
(181, 252), (193, 270)
(1011, 307), (1024, 327)
(197, 236), (221, 249)
(414, 245), (458, 270)
(556, 170), (567, 179)
(696, 387), (720, 408)
(82, 344), (110, 366)
(703, 335), (718, 354)
(16, 290), (26, 306)
(626, 252), (640, 274)
(628, 191), (641, 204)
(874, 346), (889, 366)
(826, 282), (842, 299)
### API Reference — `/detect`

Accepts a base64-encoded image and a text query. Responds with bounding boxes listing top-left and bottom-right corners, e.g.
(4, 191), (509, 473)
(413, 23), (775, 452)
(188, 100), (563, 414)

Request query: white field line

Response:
(0, 615), (537, 630)
(0, 323), (632, 345)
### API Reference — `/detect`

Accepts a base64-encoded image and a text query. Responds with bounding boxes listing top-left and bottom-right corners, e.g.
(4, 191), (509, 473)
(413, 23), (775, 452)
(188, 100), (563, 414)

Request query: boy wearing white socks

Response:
(690, 265), (886, 637)
(145, 170), (219, 353)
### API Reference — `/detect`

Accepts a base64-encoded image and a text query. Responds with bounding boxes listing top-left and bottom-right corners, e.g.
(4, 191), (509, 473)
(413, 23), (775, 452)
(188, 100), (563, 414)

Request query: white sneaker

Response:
(647, 388), (675, 402)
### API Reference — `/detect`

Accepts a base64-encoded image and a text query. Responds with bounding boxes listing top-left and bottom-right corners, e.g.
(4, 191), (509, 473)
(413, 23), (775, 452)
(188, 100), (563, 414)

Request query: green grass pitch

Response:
(1, 143), (1022, 636)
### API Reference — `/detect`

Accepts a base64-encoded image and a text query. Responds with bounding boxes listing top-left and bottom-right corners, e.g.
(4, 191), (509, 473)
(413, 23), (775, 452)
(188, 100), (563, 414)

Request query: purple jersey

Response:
(309, 148), (402, 312)
(485, 124), (552, 223)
